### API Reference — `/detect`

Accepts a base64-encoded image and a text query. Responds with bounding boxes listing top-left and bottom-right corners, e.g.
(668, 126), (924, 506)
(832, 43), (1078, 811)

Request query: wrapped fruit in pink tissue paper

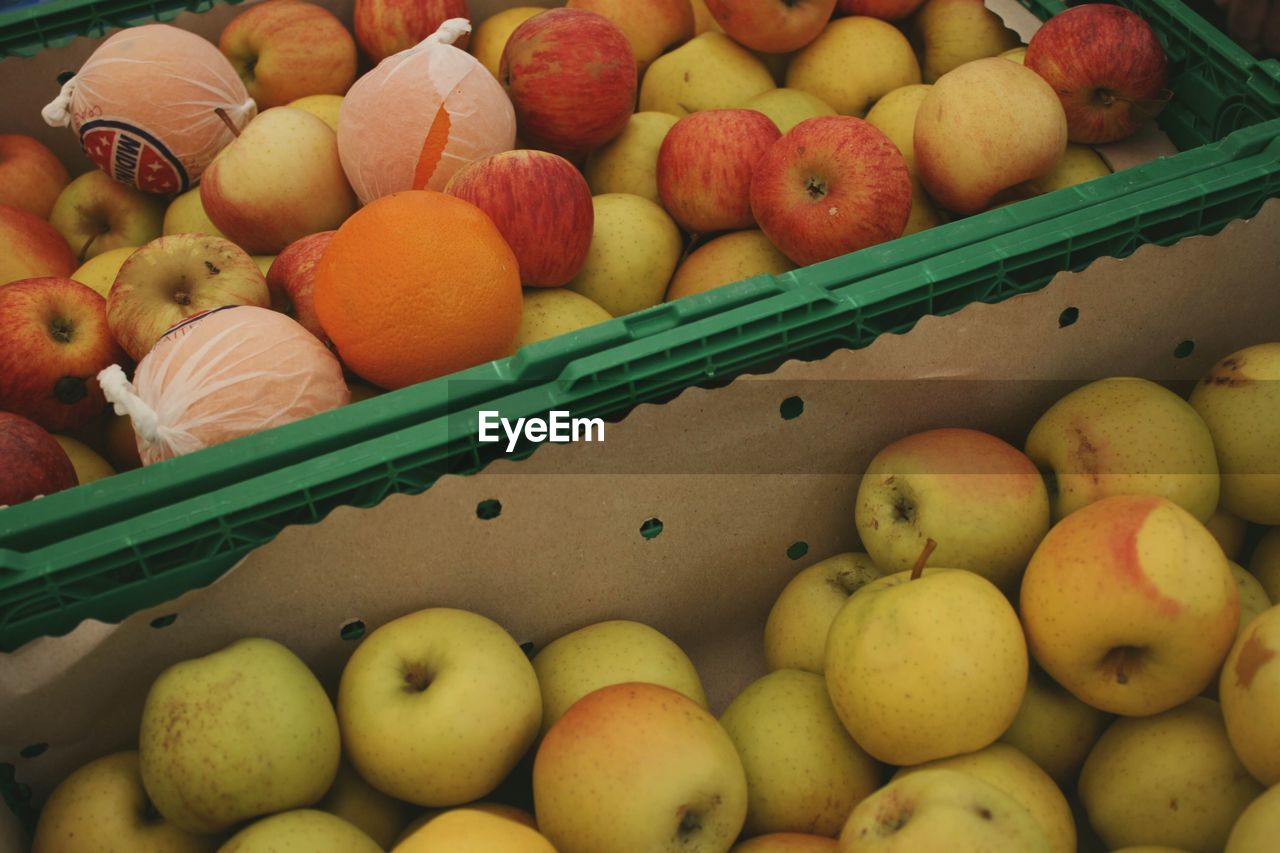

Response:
(338, 18), (516, 204)
(42, 25), (255, 194)
(98, 306), (348, 465)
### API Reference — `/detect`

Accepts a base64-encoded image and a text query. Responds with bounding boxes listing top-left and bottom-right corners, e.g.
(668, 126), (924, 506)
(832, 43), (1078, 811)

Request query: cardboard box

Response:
(1, 197), (1276, 849)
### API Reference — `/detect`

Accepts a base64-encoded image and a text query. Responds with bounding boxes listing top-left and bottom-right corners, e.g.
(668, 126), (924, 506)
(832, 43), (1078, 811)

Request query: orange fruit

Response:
(313, 191), (522, 390)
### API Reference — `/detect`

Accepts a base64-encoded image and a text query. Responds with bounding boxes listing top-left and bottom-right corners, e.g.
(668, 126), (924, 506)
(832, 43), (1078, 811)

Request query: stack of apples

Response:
(0, 0), (1172, 499)
(24, 341), (1280, 851)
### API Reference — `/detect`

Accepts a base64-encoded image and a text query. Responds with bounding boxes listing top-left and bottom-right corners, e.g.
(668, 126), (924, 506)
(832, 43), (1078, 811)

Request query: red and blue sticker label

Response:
(80, 119), (190, 195)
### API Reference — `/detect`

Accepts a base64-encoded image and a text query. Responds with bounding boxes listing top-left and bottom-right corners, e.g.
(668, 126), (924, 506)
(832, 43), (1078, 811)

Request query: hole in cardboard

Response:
(340, 620), (365, 641)
(149, 614), (177, 629)
(787, 541), (809, 560)
(640, 518), (664, 540)
(476, 499), (502, 520)
(56, 70), (75, 85)
(19, 743), (46, 760)
(520, 641), (536, 658)
(1174, 339), (1195, 358)
(780, 396), (804, 420)
(1058, 307), (1079, 327)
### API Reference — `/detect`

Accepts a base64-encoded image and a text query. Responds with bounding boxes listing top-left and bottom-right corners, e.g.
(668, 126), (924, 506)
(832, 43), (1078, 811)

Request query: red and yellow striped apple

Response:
(0, 204), (76, 286)
(0, 134), (69, 219)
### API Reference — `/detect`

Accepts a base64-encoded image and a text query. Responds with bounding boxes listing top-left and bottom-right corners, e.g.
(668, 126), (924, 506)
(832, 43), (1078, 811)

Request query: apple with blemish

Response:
(1026, 3), (1169, 144)
(534, 681), (748, 853)
(1021, 494), (1239, 717)
(267, 231), (336, 346)
(0, 204), (76, 287)
(219, 0), (357, 109)
(658, 109), (780, 234)
(501, 9), (637, 157)
(704, 0), (836, 54)
(0, 134), (70, 219)
(1026, 377), (1220, 522)
(855, 428), (1050, 591)
(354, 0), (469, 64)
(445, 150), (594, 286)
(750, 116), (911, 266)
(106, 234), (271, 361)
(639, 32), (777, 116)
(201, 107), (356, 255)
(0, 277), (127, 432)
(1221, 604), (1280, 785)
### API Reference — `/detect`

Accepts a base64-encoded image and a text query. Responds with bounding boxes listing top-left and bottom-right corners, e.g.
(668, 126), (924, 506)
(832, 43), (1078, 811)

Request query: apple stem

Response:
(214, 108), (241, 138)
(910, 539), (937, 581)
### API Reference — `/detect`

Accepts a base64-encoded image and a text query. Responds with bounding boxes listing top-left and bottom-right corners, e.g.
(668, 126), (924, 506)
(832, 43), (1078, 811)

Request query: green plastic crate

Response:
(0, 0), (244, 56)
(1, 0), (1279, 656)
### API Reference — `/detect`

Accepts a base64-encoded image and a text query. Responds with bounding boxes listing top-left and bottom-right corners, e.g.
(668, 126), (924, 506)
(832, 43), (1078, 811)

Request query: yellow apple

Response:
(1190, 343), (1280, 524)
(534, 682), (748, 853)
(1079, 697), (1264, 851)
(49, 170), (165, 262)
(513, 288), (614, 350)
(903, 183), (944, 235)
(337, 607), (542, 806)
(567, 0), (696, 73)
(786, 17), (920, 116)
(161, 187), (227, 238)
(319, 761), (413, 849)
(470, 7), (545, 78)
(896, 743), (1075, 853)
(913, 0), (1021, 83)
(138, 638), (341, 834)
(70, 246), (135, 298)
(1000, 46), (1028, 64)
(532, 618), (708, 735)
(1021, 495), (1239, 716)
(52, 435), (114, 484)
(567, 193), (683, 317)
(219, 809), (381, 852)
(640, 32), (777, 116)
(733, 835), (837, 852)
(854, 427), (1050, 591)
(763, 552), (884, 674)
(1207, 507), (1248, 561)
(1025, 377), (1220, 522)
(397, 802), (537, 844)
(31, 751), (217, 853)
(1221, 604), (1280, 784)
(393, 808), (556, 852)
(1225, 783), (1280, 852)
(837, 769), (1052, 851)
(1250, 528), (1280, 602)
(997, 665), (1112, 787)
(745, 88), (837, 134)
(584, 111), (680, 203)
(287, 93), (344, 132)
(825, 566), (1028, 765)
(915, 57), (1066, 215)
(1023, 143), (1111, 195)
(1234, 562), (1273, 637)
(666, 229), (794, 302)
(720, 669), (882, 836)
(864, 83), (931, 174)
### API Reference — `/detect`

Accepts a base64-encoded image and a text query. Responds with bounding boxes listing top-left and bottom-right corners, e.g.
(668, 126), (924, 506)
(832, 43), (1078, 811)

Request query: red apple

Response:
(266, 231), (336, 344)
(0, 412), (77, 506)
(219, 0), (358, 109)
(444, 150), (593, 286)
(1026, 4), (1168, 144)
(836, 0), (926, 19)
(705, 0), (836, 53)
(657, 109), (781, 234)
(0, 277), (128, 432)
(107, 233), (271, 361)
(0, 204), (76, 287)
(501, 9), (637, 157)
(0, 134), (70, 219)
(750, 116), (911, 266)
(354, 0), (469, 64)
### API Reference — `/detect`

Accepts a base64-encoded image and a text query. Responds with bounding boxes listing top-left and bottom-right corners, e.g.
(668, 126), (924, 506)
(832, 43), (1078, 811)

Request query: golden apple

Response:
(1250, 528), (1280, 602)
(1221, 604), (1280, 785)
(763, 552), (882, 674)
(287, 94), (344, 132)
(1023, 143), (1111, 195)
(319, 761), (413, 849)
(666, 229), (794, 302)
(640, 32), (776, 115)
(70, 246), (135, 299)
(786, 17), (920, 116)
(584, 111), (680, 203)
(1225, 783), (1280, 852)
(470, 7), (544, 78)
(997, 665), (1111, 786)
(393, 808), (556, 852)
(219, 809), (381, 852)
(745, 88), (837, 134)
(912, 0), (1021, 83)
(513, 288), (613, 350)
(567, 193), (683, 317)
(162, 187), (227, 239)
(52, 435), (114, 484)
